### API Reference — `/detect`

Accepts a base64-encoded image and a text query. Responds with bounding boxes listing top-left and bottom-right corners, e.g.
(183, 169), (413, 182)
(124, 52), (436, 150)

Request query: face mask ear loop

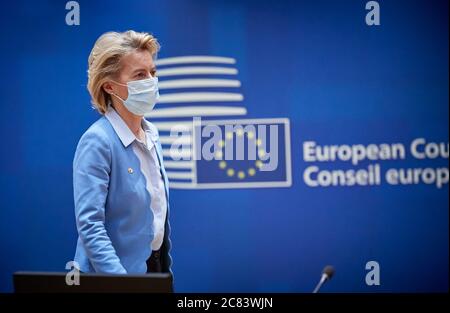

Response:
(111, 80), (127, 87)
(111, 92), (126, 103)
(109, 79), (128, 103)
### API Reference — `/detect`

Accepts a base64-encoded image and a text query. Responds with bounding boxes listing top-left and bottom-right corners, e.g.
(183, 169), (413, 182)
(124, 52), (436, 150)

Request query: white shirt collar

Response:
(105, 107), (159, 148)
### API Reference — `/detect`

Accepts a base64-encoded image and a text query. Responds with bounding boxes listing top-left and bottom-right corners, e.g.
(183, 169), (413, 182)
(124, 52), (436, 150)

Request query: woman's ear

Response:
(103, 81), (114, 95)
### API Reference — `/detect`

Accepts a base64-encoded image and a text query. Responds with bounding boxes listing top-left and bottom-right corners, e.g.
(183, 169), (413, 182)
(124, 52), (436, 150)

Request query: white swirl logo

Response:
(149, 55), (292, 189)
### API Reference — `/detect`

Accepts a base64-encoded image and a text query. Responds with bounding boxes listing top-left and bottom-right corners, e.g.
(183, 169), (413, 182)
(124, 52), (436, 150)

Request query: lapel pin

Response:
(128, 167), (134, 174)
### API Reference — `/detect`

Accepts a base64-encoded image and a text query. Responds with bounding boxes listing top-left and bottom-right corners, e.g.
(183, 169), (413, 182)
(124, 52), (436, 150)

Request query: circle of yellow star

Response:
(215, 131), (267, 179)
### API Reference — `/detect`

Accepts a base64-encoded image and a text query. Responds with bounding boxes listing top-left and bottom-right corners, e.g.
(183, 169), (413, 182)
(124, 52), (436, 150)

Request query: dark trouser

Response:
(146, 249), (162, 273)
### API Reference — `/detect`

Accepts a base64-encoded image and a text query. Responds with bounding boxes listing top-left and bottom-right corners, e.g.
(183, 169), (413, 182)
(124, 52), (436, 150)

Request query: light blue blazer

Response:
(73, 114), (172, 274)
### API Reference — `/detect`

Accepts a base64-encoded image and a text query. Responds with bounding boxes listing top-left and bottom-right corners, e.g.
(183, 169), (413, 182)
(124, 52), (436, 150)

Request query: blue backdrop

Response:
(0, 0), (448, 292)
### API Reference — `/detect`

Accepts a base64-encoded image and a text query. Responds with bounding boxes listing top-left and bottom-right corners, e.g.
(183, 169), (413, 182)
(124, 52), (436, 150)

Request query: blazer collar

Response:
(105, 107), (158, 148)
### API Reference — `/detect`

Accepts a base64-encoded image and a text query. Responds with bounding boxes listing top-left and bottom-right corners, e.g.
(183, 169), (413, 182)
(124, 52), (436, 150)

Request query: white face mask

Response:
(111, 76), (160, 116)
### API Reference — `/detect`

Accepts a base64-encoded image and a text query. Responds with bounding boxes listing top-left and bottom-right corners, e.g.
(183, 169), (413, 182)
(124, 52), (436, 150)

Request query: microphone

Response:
(312, 265), (335, 293)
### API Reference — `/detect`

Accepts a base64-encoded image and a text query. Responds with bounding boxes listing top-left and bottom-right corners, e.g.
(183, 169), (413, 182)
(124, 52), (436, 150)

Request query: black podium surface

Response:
(13, 271), (173, 293)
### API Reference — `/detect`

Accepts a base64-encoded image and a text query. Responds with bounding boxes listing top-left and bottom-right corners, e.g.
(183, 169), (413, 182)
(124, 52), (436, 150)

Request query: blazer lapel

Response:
(155, 140), (170, 199)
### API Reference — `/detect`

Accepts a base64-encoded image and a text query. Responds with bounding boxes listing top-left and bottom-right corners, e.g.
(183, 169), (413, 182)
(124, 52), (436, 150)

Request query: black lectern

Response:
(13, 271), (173, 293)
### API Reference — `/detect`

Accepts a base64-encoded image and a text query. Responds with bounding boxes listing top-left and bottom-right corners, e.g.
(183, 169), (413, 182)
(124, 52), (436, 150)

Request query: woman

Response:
(73, 30), (171, 274)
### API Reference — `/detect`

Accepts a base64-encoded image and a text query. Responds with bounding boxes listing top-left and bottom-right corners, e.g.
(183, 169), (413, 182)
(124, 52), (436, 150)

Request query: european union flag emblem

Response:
(191, 118), (292, 189)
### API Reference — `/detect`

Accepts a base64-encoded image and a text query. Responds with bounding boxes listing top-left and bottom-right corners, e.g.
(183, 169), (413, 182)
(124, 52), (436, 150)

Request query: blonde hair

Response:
(87, 30), (160, 114)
